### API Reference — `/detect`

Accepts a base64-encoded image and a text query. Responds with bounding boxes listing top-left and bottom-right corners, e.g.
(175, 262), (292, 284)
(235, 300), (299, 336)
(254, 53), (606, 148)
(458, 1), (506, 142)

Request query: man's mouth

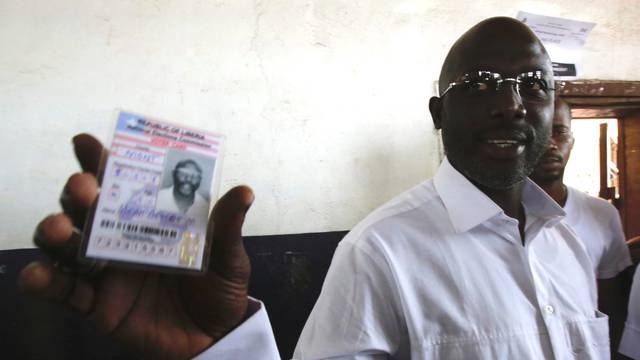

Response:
(479, 135), (527, 159)
(539, 154), (563, 164)
(483, 139), (524, 148)
(179, 184), (194, 194)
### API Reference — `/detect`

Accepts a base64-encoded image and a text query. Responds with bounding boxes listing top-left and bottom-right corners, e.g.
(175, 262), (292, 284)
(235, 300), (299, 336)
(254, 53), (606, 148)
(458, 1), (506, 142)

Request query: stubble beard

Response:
(443, 129), (550, 190)
(176, 182), (196, 197)
(530, 168), (564, 186)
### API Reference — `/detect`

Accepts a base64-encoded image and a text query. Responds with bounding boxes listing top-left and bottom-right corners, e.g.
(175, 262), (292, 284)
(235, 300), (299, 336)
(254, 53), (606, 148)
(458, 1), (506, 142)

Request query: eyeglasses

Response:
(441, 70), (557, 101)
(175, 169), (202, 182)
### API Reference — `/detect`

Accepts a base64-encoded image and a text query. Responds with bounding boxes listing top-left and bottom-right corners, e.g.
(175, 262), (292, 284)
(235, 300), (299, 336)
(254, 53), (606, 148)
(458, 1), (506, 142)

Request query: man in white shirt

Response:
(292, 157), (604, 358)
(530, 96), (632, 353)
(19, 17), (611, 359)
(620, 267), (640, 359)
(290, 17), (606, 359)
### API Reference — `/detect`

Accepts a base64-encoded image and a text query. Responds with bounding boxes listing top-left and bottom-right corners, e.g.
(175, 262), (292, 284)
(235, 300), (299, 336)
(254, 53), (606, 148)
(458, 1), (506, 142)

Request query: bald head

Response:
(438, 17), (552, 96)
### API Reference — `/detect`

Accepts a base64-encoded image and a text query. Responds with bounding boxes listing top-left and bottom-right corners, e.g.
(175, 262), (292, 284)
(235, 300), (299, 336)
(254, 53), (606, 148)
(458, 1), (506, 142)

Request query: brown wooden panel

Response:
(567, 98), (640, 106)
(570, 107), (640, 119)
(559, 80), (640, 97)
(620, 117), (640, 238)
(599, 123), (608, 199)
(558, 80), (640, 119)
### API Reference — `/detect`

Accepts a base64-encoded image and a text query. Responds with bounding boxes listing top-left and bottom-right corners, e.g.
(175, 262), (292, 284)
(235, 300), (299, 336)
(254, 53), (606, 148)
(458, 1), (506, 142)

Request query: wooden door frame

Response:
(560, 80), (640, 118)
(559, 80), (640, 237)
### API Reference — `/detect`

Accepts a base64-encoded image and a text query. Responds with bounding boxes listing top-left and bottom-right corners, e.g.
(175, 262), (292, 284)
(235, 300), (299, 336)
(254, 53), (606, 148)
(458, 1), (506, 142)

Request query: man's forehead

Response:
(454, 41), (551, 77)
(554, 101), (572, 127)
(177, 163), (200, 171)
(439, 17), (552, 90)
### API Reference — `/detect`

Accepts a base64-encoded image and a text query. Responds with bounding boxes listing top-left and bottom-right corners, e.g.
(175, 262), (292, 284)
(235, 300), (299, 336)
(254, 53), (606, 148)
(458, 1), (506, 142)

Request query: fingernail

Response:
(23, 261), (40, 273)
(72, 135), (81, 146)
(244, 204), (252, 213)
(19, 262), (49, 293)
(244, 195), (255, 213)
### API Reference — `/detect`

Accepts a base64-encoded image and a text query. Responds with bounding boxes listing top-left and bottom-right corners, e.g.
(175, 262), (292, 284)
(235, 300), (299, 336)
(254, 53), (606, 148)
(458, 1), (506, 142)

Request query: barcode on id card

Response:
(100, 219), (179, 239)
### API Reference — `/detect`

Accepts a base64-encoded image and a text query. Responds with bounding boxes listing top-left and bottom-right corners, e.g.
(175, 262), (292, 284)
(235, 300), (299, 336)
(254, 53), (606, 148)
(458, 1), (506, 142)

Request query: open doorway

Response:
(565, 118), (620, 200)
(561, 80), (640, 239)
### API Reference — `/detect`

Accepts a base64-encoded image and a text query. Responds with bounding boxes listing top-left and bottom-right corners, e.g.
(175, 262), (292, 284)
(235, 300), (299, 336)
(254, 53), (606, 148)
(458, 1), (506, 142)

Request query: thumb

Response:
(180, 186), (254, 342)
(208, 185), (254, 284)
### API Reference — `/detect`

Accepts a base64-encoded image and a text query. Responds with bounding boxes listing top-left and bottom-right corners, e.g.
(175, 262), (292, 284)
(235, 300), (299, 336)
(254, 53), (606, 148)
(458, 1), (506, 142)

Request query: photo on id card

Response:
(80, 110), (225, 273)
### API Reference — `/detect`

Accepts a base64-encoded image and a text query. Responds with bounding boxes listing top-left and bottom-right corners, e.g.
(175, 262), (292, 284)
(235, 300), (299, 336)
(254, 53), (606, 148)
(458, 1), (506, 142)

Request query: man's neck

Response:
(536, 178), (567, 207)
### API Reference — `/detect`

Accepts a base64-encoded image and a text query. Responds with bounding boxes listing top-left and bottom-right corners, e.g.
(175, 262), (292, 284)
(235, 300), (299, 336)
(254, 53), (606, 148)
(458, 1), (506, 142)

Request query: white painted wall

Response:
(2, 0), (639, 249)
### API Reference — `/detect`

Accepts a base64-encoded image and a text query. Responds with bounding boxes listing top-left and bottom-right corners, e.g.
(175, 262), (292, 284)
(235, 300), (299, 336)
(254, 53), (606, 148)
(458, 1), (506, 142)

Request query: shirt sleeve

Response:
(619, 267), (640, 358)
(596, 207), (632, 279)
(292, 235), (406, 359)
(192, 297), (280, 360)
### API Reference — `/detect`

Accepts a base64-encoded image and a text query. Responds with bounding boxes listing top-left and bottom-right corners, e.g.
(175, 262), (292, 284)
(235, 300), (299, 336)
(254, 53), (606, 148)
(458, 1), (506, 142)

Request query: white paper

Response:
(517, 11), (596, 80)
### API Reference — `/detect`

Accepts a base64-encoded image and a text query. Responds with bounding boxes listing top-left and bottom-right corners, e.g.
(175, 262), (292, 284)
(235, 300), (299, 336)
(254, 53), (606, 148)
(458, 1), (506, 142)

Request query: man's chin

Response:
(530, 171), (562, 184)
(177, 186), (195, 196)
(476, 174), (526, 190)
(463, 164), (528, 190)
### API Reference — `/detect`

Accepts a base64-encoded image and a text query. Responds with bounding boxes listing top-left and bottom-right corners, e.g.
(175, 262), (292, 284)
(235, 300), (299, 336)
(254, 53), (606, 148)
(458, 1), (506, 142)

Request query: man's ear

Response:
(429, 96), (443, 130)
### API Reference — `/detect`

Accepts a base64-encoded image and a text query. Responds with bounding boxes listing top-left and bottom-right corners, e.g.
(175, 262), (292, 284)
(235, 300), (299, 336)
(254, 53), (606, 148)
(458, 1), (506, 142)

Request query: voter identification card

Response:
(81, 110), (225, 273)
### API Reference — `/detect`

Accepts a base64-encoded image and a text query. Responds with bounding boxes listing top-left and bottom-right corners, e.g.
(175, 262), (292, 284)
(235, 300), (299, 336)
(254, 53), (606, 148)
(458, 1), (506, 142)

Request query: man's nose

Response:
(490, 82), (526, 121)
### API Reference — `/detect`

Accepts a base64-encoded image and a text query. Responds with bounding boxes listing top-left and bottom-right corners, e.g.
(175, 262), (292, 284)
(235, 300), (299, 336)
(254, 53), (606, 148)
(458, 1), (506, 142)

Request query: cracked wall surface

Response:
(1, 0), (639, 248)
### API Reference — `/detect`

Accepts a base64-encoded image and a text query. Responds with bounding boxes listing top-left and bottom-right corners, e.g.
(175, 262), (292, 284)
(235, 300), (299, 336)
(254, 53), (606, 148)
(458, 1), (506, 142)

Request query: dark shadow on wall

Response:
(0, 231), (347, 360)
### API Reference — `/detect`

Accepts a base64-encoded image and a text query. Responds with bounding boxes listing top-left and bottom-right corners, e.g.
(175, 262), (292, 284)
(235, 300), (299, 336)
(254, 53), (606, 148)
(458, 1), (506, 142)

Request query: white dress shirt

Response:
(198, 158), (609, 359)
(619, 266), (640, 359)
(194, 298), (280, 360)
(563, 186), (631, 279)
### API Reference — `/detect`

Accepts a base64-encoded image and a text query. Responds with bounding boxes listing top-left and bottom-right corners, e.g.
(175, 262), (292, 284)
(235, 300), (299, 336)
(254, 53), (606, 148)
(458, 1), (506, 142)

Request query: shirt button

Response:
(544, 305), (555, 314)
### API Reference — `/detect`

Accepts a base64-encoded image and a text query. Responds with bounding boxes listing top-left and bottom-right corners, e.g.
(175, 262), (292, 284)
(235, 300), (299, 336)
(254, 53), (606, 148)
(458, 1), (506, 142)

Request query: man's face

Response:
(433, 36), (554, 190)
(530, 102), (574, 183)
(173, 163), (202, 197)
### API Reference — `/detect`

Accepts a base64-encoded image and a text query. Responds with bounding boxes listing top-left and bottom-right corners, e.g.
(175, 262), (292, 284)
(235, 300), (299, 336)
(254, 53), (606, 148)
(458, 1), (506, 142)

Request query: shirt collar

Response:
(561, 186), (581, 226)
(521, 179), (566, 225)
(433, 158), (565, 233)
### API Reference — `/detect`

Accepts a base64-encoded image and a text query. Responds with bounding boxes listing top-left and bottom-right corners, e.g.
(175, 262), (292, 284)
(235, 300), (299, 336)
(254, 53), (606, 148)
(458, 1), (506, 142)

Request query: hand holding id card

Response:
(81, 110), (225, 273)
